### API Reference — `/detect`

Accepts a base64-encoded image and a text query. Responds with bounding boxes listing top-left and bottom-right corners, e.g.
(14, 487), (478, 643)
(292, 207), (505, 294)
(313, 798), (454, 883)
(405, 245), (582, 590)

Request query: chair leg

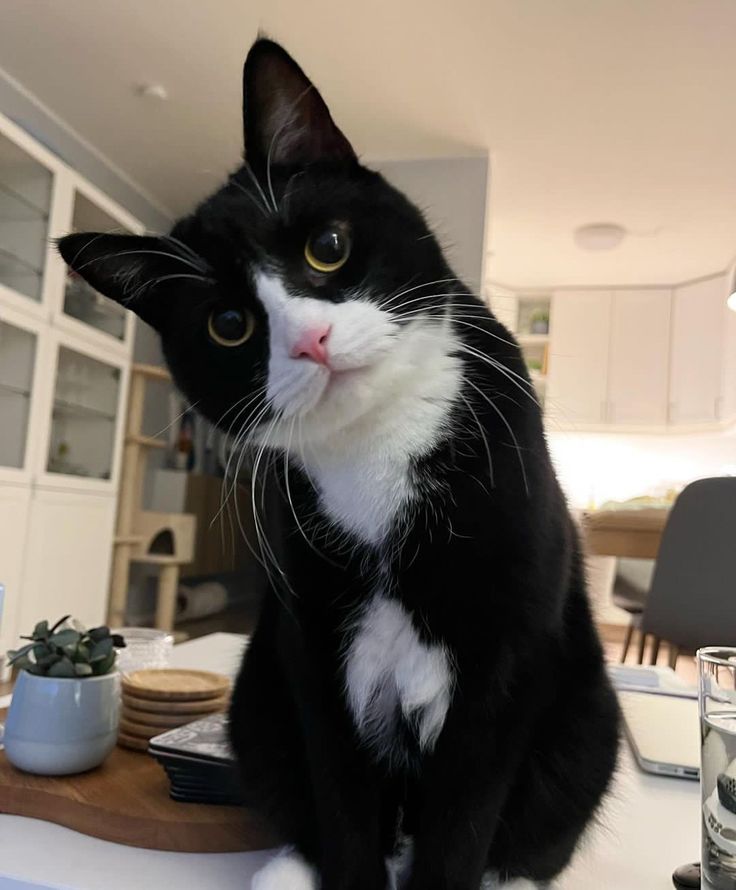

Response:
(668, 644), (680, 671)
(650, 637), (661, 665)
(636, 631), (647, 665)
(620, 621), (635, 663)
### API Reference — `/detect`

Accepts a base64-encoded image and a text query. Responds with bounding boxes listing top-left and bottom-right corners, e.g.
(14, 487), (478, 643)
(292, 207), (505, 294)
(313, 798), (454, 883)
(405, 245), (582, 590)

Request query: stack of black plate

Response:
(148, 713), (243, 805)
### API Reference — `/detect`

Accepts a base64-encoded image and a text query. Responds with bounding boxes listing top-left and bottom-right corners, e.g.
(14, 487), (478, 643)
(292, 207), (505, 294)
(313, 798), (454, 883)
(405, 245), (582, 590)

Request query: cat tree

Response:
(109, 363), (196, 631)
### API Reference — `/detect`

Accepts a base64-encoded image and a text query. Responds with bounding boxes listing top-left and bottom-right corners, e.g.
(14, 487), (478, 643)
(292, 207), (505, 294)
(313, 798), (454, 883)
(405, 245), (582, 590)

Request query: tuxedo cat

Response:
(59, 39), (619, 890)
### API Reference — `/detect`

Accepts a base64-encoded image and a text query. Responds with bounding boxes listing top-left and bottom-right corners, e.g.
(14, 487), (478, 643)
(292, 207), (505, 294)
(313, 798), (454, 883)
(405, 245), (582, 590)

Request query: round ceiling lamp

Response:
(574, 223), (627, 251)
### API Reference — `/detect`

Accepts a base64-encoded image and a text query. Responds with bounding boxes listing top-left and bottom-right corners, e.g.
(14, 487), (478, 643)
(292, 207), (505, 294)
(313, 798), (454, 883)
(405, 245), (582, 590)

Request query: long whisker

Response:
(459, 392), (494, 490)
(282, 418), (344, 569)
(229, 176), (271, 218)
(466, 379), (530, 497)
(123, 272), (214, 306)
(75, 248), (209, 276)
(264, 84), (316, 214)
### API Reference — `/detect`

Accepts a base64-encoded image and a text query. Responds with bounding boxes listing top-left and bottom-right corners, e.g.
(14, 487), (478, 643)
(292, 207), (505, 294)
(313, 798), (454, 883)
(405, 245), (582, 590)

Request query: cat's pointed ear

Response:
(57, 232), (194, 330)
(242, 38), (356, 168)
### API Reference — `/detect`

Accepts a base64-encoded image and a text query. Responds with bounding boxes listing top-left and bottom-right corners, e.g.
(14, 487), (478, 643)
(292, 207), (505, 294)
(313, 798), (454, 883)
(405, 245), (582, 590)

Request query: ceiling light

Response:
(728, 291), (736, 312)
(574, 223), (627, 251)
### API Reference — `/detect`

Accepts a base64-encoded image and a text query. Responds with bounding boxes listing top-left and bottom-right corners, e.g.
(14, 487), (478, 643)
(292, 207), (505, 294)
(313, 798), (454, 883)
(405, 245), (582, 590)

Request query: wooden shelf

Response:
(126, 434), (167, 450)
(130, 553), (188, 566)
(132, 363), (171, 382)
(517, 333), (549, 346)
(114, 535), (145, 546)
(53, 398), (116, 422)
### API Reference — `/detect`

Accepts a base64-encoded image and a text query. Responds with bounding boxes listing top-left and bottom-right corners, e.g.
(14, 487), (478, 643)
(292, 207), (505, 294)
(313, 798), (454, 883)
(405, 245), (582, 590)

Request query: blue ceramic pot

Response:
(4, 669), (120, 775)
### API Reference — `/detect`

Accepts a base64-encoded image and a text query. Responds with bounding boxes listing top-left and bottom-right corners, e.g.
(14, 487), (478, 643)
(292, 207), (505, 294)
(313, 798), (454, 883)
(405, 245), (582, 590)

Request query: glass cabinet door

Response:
(47, 346), (120, 480)
(0, 320), (37, 468)
(0, 132), (52, 301)
(63, 193), (129, 340)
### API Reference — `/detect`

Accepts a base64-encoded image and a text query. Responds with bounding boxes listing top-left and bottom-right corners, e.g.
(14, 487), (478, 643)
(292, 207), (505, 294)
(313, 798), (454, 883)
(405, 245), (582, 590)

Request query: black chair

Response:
(635, 477), (736, 668)
(613, 572), (648, 663)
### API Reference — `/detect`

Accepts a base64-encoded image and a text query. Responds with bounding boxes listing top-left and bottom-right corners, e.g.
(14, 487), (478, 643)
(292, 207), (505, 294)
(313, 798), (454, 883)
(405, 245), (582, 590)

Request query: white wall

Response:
(377, 155), (489, 290)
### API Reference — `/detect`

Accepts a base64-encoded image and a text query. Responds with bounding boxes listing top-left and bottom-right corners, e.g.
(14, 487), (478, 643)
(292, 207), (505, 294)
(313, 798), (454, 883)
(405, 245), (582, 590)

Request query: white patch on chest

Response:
(345, 594), (453, 759)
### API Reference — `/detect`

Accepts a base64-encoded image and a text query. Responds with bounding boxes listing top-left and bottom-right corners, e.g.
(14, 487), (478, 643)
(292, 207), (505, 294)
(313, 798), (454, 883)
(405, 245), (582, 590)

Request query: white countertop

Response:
(0, 633), (700, 890)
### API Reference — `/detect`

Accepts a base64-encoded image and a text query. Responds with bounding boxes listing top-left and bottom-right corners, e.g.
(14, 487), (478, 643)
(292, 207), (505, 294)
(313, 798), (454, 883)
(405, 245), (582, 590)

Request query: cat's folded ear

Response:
(242, 38), (356, 169)
(57, 232), (200, 330)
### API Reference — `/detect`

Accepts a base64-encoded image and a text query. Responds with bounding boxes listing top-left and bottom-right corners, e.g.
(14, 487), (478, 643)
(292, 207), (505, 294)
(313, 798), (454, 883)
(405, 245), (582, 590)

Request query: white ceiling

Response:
(2, 0), (736, 288)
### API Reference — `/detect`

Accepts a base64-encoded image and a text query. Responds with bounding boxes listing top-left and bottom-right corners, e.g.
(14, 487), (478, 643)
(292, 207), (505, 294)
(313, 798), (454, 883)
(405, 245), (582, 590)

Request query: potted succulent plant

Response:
(3, 616), (126, 775)
(530, 308), (550, 335)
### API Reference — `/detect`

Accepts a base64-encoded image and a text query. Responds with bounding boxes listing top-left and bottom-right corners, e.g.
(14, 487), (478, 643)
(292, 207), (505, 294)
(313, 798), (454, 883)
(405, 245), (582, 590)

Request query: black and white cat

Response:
(59, 39), (619, 890)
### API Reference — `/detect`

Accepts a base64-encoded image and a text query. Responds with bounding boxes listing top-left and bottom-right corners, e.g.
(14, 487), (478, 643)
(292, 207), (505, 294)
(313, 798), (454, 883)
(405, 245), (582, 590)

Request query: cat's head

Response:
(58, 39), (458, 449)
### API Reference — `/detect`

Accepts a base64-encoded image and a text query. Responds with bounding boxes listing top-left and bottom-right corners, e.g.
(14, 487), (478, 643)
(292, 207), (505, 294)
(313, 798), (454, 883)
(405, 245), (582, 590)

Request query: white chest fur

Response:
(345, 594), (453, 759)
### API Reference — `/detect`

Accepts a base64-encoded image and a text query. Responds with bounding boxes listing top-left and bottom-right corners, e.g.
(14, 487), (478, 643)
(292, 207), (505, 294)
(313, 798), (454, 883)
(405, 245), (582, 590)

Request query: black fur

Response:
(58, 39), (619, 890)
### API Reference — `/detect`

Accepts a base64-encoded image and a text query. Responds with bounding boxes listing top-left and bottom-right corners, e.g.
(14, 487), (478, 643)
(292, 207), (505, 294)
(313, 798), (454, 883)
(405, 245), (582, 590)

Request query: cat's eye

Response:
(208, 308), (255, 347)
(304, 224), (351, 273)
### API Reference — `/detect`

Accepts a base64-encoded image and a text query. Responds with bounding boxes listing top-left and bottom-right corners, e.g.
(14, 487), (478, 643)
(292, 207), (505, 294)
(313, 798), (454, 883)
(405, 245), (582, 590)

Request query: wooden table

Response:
(583, 507), (670, 559)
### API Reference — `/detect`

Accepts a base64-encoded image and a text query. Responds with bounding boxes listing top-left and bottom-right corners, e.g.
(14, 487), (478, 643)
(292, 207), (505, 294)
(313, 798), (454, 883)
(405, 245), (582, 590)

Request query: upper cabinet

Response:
(0, 130), (53, 304)
(0, 109), (140, 492)
(546, 290), (611, 425)
(543, 277), (733, 432)
(669, 277), (725, 425)
(0, 307), (43, 476)
(59, 188), (136, 345)
(607, 289), (671, 426)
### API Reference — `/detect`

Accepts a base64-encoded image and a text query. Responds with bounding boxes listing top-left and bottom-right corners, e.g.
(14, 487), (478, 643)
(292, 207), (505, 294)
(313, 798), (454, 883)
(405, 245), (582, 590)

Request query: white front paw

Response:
(252, 849), (317, 890)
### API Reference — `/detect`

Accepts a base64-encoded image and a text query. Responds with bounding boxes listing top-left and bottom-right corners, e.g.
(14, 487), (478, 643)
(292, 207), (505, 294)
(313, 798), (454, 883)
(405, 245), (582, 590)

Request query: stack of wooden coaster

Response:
(118, 668), (231, 752)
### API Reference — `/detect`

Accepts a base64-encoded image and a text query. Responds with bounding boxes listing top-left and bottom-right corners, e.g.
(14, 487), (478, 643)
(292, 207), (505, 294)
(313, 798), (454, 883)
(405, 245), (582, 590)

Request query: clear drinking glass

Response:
(113, 627), (173, 675)
(699, 647), (736, 890)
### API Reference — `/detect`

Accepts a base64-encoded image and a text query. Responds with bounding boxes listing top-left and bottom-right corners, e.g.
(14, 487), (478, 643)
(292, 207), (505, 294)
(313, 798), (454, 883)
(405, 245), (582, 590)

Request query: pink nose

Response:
(290, 324), (332, 366)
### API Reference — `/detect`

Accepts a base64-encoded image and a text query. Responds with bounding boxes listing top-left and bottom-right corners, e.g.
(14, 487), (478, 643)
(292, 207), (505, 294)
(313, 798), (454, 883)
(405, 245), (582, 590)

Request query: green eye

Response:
(305, 223), (351, 273)
(208, 308), (255, 347)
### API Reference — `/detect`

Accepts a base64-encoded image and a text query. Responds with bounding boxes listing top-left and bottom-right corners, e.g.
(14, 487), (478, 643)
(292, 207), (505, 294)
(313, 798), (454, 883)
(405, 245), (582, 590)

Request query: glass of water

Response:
(700, 647), (736, 890)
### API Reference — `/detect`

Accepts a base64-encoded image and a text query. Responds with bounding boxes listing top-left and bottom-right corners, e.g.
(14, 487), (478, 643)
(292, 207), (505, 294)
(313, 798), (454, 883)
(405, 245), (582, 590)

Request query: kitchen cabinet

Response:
(607, 289), (670, 426)
(546, 290), (611, 425)
(19, 487), (116, 634)
(669, 277), (725, 425)
(543, 276), (733, 432)
(0, 108), (142, 672)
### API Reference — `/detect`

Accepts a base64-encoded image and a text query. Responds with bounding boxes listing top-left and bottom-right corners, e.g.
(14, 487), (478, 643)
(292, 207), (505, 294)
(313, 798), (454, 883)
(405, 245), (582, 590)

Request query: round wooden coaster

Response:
(121, 705), (220, 729)
(121, 669), (230, 701)
(117, 731), (150, 752)
(122, 692), (229, 715)
(119, 716), (164, 740)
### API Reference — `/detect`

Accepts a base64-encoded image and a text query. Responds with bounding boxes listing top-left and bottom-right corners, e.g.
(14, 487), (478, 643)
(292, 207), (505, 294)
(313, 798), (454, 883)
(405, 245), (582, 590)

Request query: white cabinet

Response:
(0, 483), (31, 662)
(545, 277), (732, 431)
(547, 290), (611, 425)
(0, 108), (142, 667)
(607, 289), (671, 426)
(19, 488), (116, 633)
(669, 277), (726, 425)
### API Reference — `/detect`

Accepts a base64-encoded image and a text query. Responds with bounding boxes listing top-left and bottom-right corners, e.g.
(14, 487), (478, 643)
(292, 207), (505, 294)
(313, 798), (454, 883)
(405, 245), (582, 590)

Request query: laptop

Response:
(619, 690), (700, 780)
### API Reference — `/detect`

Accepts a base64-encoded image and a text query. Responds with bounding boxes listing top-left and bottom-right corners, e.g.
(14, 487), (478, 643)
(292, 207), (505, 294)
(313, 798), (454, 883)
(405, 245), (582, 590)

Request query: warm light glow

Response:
(728, 291), (736, 312)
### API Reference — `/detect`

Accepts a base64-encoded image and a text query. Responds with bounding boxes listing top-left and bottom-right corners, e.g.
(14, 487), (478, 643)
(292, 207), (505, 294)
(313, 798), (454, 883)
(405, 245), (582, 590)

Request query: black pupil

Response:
(310, 228), (346, 265)
(213, 309), (246, 341)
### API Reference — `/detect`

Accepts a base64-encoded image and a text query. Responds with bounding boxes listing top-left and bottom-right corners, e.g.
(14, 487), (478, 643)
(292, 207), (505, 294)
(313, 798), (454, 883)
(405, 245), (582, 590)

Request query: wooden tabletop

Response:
(0, 708), (276, 853)
(582, 507), (670, 559)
